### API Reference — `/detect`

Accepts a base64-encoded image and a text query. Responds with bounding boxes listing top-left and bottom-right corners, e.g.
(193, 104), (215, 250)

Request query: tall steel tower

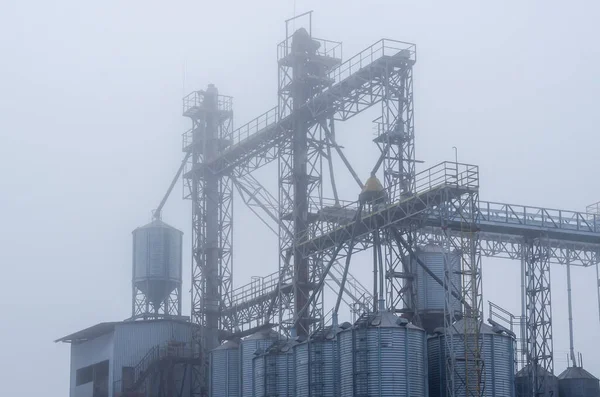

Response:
(277, 13), (342, 338)
(182, 85), (234, 397)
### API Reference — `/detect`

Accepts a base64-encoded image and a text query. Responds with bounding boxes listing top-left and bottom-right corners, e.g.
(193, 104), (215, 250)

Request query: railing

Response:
(412, 162), (478, 199)
(229, 269), (285, 308)
(217, 39), (417, 161)
(277, 37), (343, 61)
(182, 127), (195, 150)
(489, 301), (525, 370)
(478, 201), (600, 234)
(113, 341), (194, 395)
(224, 106), (280, 150)
(328, 39), (416, 87)
(586, 201), (600, 219)
(182, 91), (233, 116)
(302, 162), (478, 243)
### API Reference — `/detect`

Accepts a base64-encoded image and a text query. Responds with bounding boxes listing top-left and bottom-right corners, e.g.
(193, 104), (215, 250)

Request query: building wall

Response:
(112, 320), (194, 394)
(70, 331), (114, 397)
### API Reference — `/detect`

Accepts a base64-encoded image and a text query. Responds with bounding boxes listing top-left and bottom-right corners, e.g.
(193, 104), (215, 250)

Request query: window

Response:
(76, 365), (93, 386)
(75, 360), (109, 387)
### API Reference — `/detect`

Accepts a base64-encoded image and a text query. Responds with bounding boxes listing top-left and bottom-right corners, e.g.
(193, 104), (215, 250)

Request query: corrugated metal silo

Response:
(210, 340), (240, 397)
(411, 244), (462, 333)
(253, 339), (296, 397)
(428, 318), (515, 397)
(558, 366), (600, 397)
(294, 322), (350, 397)
(132, 219), (183, 309)
(339, 311), (428, 397)
(515, 364), (559, 397)
(240, 328), (279, 397)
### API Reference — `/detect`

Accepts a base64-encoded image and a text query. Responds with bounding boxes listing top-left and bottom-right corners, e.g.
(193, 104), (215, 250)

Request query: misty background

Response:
(1, 0), (599, 395)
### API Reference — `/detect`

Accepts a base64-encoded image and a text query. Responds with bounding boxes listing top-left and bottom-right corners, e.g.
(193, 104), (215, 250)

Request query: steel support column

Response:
(377, 53), (418, 321)
(524, 237), (553, 397)
(443, 188), (483, 397)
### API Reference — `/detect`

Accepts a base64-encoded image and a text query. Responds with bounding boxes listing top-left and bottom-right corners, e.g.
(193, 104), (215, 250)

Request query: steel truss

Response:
(132, 282), (182, 320)
(182, 87), (234, 397)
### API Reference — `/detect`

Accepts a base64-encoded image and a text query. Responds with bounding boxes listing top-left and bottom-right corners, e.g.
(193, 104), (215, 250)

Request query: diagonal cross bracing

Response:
(189, 40), (416, 178)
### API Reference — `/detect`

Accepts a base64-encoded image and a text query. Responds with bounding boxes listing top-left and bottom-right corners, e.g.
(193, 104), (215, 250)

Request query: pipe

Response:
(334, 206), (364, 316)
(374, 230), (385, 308)
(153, 152), (191, 220)
(370, 142), (392, 177)
(520, 248), (527, 364)
(566, 258), (576, 366)
(321, 121), (364, 189)
(597, 261), (600, 327)
(325, 125), (340, 206)
(373, 231), (378, 312)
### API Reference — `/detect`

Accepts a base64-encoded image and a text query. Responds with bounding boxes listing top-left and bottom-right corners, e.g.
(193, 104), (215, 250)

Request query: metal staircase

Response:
(114, 340), (199, 397)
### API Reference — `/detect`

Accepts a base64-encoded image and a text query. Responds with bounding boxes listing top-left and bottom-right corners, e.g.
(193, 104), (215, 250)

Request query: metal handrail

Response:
(113, 342), (194, 394)
(277, 36), (343, 61)
(328, 39), (416, 87)
(479, 201), (600, 233)
(182, 91), (233, 116)
(222, 39), (417, 158)
(230, 269), (284, 306)
(227, 106), (280, 149)
(302, 161), (478, 241)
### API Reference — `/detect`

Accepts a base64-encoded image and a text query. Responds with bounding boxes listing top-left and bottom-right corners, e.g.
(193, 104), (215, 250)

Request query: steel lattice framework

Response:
(132, 282), (182, 320)
(178, 12), (600, 397)
(182, 87), (234, 397)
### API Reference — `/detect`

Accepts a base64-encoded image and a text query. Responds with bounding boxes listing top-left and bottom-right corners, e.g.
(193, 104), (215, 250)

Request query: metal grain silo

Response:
(240, 328), (279, 397)
(132, 219), (183, 310)
(558, 366), (600, 397)
(515, 364), (559, 397)
(210, 340), (240, 397)
(428, 318), (515, 397)
(294, 322), (350, 397)
(253, 339), (296, 397)
(339, 311), (428, 397)
(411, 244), (462, 333)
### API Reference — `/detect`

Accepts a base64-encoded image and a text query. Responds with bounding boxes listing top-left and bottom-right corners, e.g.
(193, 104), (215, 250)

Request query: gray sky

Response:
(1, 0), (600, 394)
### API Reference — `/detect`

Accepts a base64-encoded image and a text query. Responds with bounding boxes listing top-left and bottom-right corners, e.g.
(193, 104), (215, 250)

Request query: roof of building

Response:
(559, 366), (599, 381)
(133, 219), (183, 234)
(516, 363), (557, 378)
(351, 310), (423, 330)
(55, 317), (193, 344)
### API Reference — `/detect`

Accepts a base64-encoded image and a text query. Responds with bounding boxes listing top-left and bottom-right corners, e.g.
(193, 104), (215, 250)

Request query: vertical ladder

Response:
(265, 353), (278, 397)
(354, 316), (369, 397)
(310, 331), (325, 397)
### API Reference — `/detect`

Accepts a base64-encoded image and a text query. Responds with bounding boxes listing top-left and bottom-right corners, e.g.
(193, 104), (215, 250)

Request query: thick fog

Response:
(1, 0), (599, 395)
